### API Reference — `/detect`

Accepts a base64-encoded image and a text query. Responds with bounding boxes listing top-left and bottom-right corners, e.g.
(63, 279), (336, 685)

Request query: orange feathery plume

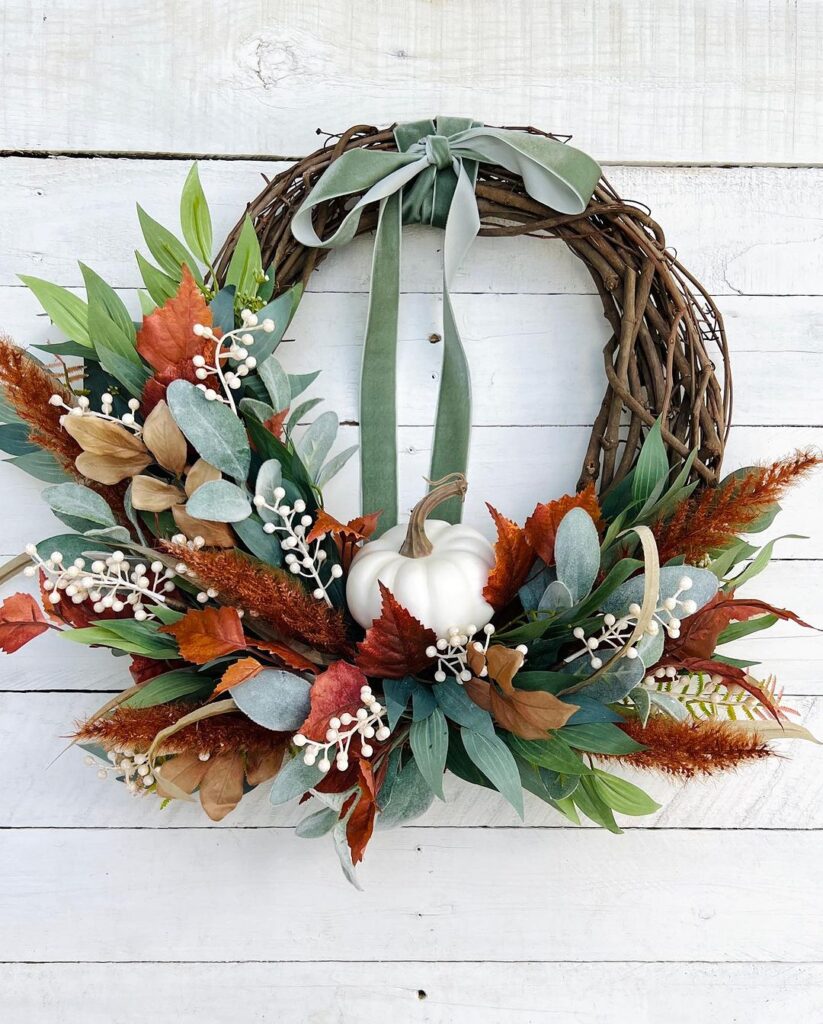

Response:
(163, 542), (349, 654)
(654, 449), (822, 564)
(0, 337), (128, 520)
(604, 717), (773, 778)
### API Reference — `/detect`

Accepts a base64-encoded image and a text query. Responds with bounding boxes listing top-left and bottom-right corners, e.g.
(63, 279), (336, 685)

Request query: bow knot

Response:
(291, 117), (601, 531)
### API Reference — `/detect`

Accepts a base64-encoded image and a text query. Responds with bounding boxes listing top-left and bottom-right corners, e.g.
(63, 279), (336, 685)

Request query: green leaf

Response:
(62, 621), (178, 658)
(180, 164), (213, 265)
(316, 444), (358, 488)
(573, 775), (623, 833)
(6, 450), (70, 484)
(185, 480), (252, 523)
(19, 276), (91, 347)
(225, 214), (262, 297)
(80, 263), (136, 342)
(632, 418), (669, 505)
(288, 370), (321, 401)
(554, 507), (600, 603)
(230, 668), (311, 731)
(166, 380), (251, 481)
(629, 685), (652, 726)
(717, 614), (779, 645)
(376, 758), (435, 828)
(287, 397), (323, 430)
(461, 727), (525, 819)
(122, 669), (212, 708)
(506, 733), (591, 775)
(269, 755), (325, 806)
(602, 565), (719, 619)
(728, 535), (804, 588)
(258, 356), (291, 412)
(231, 515), (284, 567)
(251, 284), (304, 363)
(43, 483), (117, 533)
(561, 722), (646, 755)
(433, 678), (495, 735)
(137, 205), (202, 284)
(295, 807), (338, 838)
(409, 707), (449, 800)
(593, 769), (661, 816)
(383, 677), (414, 730)
(0, 422), (37, 456)
(136, 252), (179, 306)
(295, 412), (338, 482)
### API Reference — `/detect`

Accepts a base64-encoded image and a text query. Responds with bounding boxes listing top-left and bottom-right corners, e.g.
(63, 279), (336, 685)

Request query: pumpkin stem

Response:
(399, 473), (468, 558)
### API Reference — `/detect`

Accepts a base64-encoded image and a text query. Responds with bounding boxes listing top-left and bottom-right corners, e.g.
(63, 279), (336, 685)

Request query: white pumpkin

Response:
(346, 475), (495, 637)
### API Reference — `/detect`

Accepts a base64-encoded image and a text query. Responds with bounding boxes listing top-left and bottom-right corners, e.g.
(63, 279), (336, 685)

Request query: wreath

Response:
(0, 117), (818, 885)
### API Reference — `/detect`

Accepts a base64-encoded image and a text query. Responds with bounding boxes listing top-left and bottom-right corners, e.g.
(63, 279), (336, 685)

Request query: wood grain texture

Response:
(2, 962), (822, 1023)
(1, 2), (822, 162)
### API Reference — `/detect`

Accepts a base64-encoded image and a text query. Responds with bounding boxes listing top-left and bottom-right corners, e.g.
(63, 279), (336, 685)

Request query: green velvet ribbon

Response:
(291, 117), (601, 530)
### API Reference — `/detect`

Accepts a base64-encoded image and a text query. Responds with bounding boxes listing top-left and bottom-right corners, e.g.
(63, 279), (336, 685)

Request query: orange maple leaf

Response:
(482, 504), (534, 610)
(210, 656), (264, 698)
(355, 584), (436, 678)
(251, 639), (318, 674)
(161, 606), (246, 665)
(524, 484), (602, 566)
(136, 266), (214, 374)
(0, 593), (50, 653)
(308, 509), (382, 571)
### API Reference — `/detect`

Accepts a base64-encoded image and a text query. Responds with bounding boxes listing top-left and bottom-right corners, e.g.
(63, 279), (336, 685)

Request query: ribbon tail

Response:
(429, 283), (472, 524)
(360, 193), (401, 534)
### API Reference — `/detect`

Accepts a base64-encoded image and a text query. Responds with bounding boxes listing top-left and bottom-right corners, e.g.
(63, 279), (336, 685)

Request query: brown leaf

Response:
(198, 751), (246, 821)
(263, 407), (289, 439)
(464, 675), (578, 739)
(155, 751), (211, 798)
(136, 266), (214, 373)
(308, 509), (383, 572)
(469, 644), (526, 694)
(346, 759), (378, 865)
(0, 592), (50, 653)
(355, 583), (436, 678)
(142, 399), (187, 475)
(298, 661), (368, 742)
(524, 484), (602, 565)
(245, 745), (287, 786)
(130, 474), (186, 512)
(162, 606), (246, 665)
(250, 639), (318, 674)
(184, 458), (221, 498)
(658, 655), (783, 722)
(210, 656), (264, 698)
(171, 503), (235, 547)
(483, 504), (533, 609)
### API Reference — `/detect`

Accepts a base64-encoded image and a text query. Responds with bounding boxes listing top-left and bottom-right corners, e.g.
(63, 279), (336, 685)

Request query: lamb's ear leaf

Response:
(166, 380), (250, 480)
(269, 756), (325, 806)
(295, 807), (338, 839)
(43, 483), (117, 533)
(295, 412), (338, 482)
(258, 356), (291, 412)
(554, 508), (600, 603)
(376, 758), (435, 829)
(185, 480), (252, 523)
(316, 445), (358, 488)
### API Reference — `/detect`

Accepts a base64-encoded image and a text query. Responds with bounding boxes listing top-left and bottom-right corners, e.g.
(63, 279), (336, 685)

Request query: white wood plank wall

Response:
(0, 2), (821, 1020)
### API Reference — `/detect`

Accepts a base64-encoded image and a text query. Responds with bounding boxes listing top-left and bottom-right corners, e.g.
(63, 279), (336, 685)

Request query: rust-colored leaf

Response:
(210, 656), (264, 698)
(658, 656), (783, 723)
(297, 660), (368, 742)
(136, 266), (214, 373)
(308, 509), (383, 572)
(245, 745), (287, 786)
(162, 606), (246, 665)
(250, 639), (318, 674)
(198, 751), (246, 821)
(355, 583), (436, 678)
(263, 407), (289, 440)
(483, 504), (533, 610)
(155, 751), (211, 799)
(346, 759), (378, 865)
(0, 592), (50, 653)
(524, 484), (602, 566)
(464, 675), (578, 739)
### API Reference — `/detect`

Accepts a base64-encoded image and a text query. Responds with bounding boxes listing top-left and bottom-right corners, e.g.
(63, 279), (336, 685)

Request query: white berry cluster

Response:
(85, 747), (156, 795)
(252, 490), (342, 607)
(49, 392), (143, 434)
(567, 576), (699, 670)
(292, 684), (391, 774)
(25, 546), (175, 620)
(425, 623), (515, 683)
(191, 308), (275, 412)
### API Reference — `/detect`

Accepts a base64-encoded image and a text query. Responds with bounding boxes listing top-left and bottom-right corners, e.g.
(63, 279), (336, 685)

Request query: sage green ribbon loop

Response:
(291, 117), (601, 531)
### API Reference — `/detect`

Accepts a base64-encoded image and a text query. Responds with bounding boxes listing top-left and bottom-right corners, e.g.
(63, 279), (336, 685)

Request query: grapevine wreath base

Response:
(0, 117), (818, 884)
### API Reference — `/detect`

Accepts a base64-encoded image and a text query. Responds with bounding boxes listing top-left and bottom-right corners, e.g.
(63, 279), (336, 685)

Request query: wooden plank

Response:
(1, 2), (822, 163)
(0, 828), (821, 962)
(1, 158), (823, 296)
(0, 691), (820, 829)
(2, 962), (822, 1023)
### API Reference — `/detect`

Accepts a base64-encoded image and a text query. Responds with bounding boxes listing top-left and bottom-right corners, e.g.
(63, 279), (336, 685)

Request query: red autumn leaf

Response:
(346, 759), (378, 865)
(482, 504), (534, 610)
(161, 606), (246, 665)
(210, 656), (264, 698)
(263, 408), (289, 440)
(250, 639), (318, 674)
(297, 660), (368, 742)
(355, 583), (436, 678)
(129, 655), (184, 685)
(136, 266), (214, 373)
(524, 484), (602, 565)
(0, 593), (50, 653)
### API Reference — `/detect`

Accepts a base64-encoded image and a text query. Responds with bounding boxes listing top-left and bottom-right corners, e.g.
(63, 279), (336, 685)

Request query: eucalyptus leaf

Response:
(251, 284), (304, 363)
(288, 370), (321, 401)
(7, 450), (70, 484)
(43, 483), (117, 533)
(538, 579), (574, 614)
(232, 515), (284, 567)
(230, 668), (311, 731)
(258, 356), (292, 412)
(254, 460), (283, 524)
(572, 654), (646, 704)
(601, 565), (719, 619)
(0, 422), (37, 456)
(166, 380), (250, 480)
(185, 480), (252, 523)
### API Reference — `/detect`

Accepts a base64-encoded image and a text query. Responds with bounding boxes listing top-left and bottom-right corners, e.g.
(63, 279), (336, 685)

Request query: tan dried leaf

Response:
(142, 399), (187, 475)
(172, 503), (235, 547)
(198, 751), (246, 821)
(62, 413), (149, 458)
(155, 751), (210, 799)
(184, 458), (221, 498)
(75, 450), (152, 485)
(130, 474), (186, 512)
(245, 746), (287, 786)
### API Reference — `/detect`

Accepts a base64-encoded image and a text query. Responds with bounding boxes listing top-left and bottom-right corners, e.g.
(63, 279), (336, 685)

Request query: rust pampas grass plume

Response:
(655, 448), (823, 564)
(604, 717), (773, 778)
(164, 542), (349, 654)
